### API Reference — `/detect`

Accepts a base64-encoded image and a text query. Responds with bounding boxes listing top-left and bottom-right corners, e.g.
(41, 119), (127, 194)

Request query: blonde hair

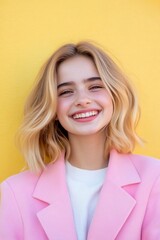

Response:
(18, 41), (142, 172)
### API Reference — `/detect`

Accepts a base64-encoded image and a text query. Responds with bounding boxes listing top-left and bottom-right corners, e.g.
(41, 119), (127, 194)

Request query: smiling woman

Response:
(16, 42), (141, 173)
(0, 41), (160, 240)
(56, 55), (113, 143)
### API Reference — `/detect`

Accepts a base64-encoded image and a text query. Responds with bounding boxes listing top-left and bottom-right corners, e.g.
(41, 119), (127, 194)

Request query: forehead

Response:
(57, 55), (99, 83)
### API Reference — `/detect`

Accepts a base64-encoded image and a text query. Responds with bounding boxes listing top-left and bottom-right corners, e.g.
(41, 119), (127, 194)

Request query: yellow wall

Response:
(0, 0), (160, 181)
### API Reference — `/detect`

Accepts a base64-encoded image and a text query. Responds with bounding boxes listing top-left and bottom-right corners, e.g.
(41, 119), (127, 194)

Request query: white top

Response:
(65, 161), (107, 240)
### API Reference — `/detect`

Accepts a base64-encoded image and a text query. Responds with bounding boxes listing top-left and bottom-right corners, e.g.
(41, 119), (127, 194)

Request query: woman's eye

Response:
(58, 90), (74, 96)
(89, 85), (103, 90)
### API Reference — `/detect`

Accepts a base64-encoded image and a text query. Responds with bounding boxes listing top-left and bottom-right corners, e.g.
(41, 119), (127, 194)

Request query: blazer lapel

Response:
(88, 150), (141, 240)
(33, 155), (77, 240)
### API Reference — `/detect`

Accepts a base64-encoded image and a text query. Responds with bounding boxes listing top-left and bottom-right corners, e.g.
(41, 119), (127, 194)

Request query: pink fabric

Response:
(0, 149), (160, 239)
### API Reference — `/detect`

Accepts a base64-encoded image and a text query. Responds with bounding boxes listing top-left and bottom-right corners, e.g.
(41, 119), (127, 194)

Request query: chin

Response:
(69, 128), (105, 137)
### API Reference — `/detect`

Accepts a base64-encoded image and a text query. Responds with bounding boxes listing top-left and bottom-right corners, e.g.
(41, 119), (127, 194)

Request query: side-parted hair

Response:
(18, 41), (142, 172)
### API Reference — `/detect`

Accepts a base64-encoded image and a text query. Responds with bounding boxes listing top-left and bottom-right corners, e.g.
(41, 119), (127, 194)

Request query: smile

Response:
(72, 110), (99, 119)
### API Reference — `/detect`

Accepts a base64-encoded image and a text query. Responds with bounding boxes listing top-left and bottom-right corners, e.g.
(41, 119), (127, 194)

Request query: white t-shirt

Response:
(65, 161), (107, 240)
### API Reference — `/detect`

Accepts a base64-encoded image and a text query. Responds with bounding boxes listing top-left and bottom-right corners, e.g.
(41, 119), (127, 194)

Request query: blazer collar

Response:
(33, 150), (141, 240)
(107, 149), (141, 186)
(33, 154), (77, 240)
(88, 149), (141, 240)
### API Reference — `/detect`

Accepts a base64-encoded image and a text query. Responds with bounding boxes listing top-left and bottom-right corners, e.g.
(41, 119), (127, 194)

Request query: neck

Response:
(67, 132), (109, 170)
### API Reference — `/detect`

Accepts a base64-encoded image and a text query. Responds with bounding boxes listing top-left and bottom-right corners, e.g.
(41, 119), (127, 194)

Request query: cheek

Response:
(98, 93), (113, 107)
(108, 97), (113, 110)
(56, 99), (70, 119)
(100, 94), (114, 118)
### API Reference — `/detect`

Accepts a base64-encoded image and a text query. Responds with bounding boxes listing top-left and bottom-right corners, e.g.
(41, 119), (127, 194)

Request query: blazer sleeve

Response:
(142, 174), (160, 239)
(0, 181), (23, 239)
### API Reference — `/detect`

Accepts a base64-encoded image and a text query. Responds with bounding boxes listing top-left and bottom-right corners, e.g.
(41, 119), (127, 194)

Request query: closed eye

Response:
(89, 85), (104, 91)
(58, 89), (74, 96)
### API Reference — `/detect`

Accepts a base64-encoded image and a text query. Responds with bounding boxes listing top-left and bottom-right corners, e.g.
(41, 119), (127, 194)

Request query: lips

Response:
(72, 110), (99, 119)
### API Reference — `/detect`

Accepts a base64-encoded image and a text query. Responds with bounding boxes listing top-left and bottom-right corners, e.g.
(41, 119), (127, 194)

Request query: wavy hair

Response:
(17, 41), (142, 172)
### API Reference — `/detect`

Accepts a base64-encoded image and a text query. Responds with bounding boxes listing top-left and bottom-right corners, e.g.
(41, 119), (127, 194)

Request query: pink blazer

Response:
(0, 149), (160, 239)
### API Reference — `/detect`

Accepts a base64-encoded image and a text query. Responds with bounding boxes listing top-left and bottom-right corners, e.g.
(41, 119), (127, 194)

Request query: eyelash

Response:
(58, 90), (73, 96)
(89, 85), (103, 90)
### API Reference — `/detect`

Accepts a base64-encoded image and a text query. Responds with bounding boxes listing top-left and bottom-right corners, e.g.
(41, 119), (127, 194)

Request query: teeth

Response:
(73, 111), (98, 119)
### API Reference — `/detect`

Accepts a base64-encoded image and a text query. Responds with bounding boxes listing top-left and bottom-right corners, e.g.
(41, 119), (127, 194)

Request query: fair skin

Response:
(57, 55), (113, 170)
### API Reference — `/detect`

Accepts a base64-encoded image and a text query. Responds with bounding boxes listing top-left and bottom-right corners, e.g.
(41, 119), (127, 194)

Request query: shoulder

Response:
(0, 157), (64, 195)
(129, 152), (160, 169)
(111, 149), (160, 171)
(111, 149), (160, 181)
(0, 170), (41, 197)
(129, 152), (160, 180)
(110, 150), (160, 188)
(3, 170), (39, 183)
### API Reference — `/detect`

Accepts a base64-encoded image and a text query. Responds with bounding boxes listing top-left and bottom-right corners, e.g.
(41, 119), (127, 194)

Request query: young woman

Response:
(0, 42), (160, 240)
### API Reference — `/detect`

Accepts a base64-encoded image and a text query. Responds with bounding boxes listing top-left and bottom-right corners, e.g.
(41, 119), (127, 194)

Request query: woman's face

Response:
(56, 55), (113, 137)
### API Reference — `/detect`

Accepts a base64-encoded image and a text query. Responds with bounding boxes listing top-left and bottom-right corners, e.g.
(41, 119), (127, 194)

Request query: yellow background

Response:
(0, 0), (160, 182)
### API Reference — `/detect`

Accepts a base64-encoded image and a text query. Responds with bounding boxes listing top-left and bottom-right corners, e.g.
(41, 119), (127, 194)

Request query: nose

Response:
(75, 91), (92, 107)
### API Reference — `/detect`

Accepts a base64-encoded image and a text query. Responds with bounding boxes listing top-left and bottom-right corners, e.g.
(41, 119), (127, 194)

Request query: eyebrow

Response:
(57, 77), (101, 89)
